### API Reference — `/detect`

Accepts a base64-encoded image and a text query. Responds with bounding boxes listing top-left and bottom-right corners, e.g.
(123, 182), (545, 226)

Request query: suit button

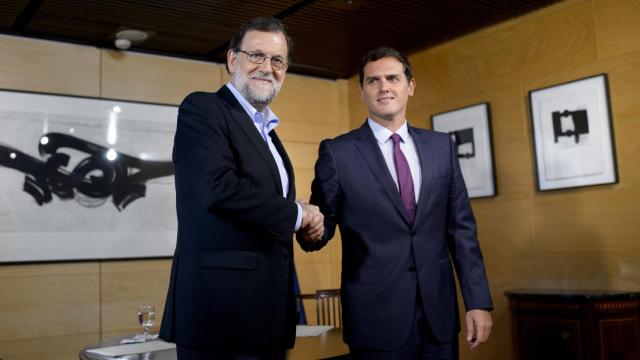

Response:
(408, 266), (417, 272)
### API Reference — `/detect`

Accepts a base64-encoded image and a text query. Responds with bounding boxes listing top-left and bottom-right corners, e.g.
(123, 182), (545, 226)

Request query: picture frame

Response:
(431, 102), (497, 198)
(528, 74), (618, 191)
(0, 89), (178, 263)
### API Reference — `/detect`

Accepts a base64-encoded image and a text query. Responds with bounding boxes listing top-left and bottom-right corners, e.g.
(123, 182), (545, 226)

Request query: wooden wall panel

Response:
(0, 333), (99, 360)
(100, 260), (172, 335)
(594, 0), (640, 58)
(529, 257), (624, 290)
(277, 120), (348, 144)
(100, 50), (222, 104)
(409, 49), (456, 110)
(0, 35), (100, 96)
(283, 141), (320, 170)
(449, 1), (597, 99)
(532, 188), (640, 257)
(347, 76), (368, 130)
(271, 75), (344, 125)
(620, 256), (640, 289)
(0, 263), (99, 341)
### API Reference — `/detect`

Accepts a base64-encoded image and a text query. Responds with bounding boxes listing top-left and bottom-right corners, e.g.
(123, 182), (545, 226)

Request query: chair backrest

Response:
(315, 288), (341, 328)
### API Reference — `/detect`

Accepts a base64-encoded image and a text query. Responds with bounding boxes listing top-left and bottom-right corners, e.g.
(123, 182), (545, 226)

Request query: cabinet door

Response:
(599, 317), (640, 360)
(516, 316), (584, 360)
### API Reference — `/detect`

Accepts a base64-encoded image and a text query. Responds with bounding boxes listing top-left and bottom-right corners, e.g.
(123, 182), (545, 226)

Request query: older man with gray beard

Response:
(159, 17), (324, 360)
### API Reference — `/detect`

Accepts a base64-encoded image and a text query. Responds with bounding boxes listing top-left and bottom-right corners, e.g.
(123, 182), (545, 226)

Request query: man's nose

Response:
(258, 58), (274, 72)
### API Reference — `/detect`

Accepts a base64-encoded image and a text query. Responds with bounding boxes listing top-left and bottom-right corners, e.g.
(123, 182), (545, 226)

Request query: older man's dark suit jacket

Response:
(300, 123), (493, 350)
(160, 86), (298, 352)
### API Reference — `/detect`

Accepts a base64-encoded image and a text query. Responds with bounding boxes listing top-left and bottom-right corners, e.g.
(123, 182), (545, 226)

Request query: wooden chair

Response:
(316, 289), (342, 328)
(299, 288), (342, 327)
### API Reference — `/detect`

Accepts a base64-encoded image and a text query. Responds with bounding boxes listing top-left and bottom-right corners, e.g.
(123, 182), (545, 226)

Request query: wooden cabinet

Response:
(505, 289), (640, 360)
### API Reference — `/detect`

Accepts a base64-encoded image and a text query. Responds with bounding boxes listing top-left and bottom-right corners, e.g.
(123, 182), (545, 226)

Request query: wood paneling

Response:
(406, 0), (598, 106)
(100, 50), (222, 104)
(100, 260), (171, 334)
(0, 35), (99, 96)
(283, 141), (320, 170)
(594, 0), (640, 58)
(0, 263), (99, 341)
(0, 333), (99, 360)
(532, 188), (640, 257)
(347, 76), (368, 130)
(277, 120), (348, 144)
(271, 75), (345, 126)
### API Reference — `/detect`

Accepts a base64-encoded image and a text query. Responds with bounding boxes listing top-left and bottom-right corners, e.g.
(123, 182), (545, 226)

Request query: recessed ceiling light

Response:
(114, 29), (149, 50)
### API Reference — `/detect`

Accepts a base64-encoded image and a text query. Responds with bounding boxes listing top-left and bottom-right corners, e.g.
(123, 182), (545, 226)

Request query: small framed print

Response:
(431, 102), (497, 198)
(528, 74), (618, 191)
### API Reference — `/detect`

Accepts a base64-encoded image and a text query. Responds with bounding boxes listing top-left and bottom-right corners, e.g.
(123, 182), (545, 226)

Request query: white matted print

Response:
(529, 74), (618, 191)
(0, 89), (178, 263)
(431, 103), (497, 198)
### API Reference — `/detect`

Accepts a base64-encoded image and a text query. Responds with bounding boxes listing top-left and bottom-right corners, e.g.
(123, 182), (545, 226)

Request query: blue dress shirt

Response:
(226, 82), (302, 230)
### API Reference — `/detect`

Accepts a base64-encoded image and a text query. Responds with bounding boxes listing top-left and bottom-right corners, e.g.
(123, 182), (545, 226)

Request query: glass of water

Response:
(137, 304), (156, 341)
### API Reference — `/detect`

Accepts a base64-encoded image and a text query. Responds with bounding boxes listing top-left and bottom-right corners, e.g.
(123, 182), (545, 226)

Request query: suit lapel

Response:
(410, 126), (434, 223)
(353, 123), (411, 226)
(270, 130), (295, 201)
(218, 86), (284, 195)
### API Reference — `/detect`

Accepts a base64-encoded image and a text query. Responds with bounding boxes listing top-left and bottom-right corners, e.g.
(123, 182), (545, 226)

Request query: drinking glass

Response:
(137, 304), (156, 341)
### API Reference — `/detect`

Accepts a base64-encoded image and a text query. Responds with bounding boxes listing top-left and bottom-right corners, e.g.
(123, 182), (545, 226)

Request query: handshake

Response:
(297, 200), (324, 243)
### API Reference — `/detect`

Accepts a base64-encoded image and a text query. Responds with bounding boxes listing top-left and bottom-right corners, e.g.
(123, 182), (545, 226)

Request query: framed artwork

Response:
(431, 102), (497, 198)
(0, 89), (178, 263)
(528, 74), (618, 191)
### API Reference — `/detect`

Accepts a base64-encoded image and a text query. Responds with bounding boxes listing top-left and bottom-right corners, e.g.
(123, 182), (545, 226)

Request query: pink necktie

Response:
(391, 133), (416, 224)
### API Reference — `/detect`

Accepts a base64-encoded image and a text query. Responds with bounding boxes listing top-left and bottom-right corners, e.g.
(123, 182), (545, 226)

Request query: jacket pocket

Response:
(195, 250), (258, 270)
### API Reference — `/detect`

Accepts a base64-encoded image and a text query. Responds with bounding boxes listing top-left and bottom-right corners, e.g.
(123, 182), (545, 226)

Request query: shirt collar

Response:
(367, 118), (410, 144)
(226, 82), (280, 132)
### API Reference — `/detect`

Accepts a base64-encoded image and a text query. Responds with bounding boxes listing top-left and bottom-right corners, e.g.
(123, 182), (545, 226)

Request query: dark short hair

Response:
(226, 17), (292, 72)
(358, 47), (413, 87)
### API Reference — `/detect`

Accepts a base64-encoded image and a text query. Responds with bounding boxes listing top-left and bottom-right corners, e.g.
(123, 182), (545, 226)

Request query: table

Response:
(80, 327), (348, 360)
(505, 289), (640, 360)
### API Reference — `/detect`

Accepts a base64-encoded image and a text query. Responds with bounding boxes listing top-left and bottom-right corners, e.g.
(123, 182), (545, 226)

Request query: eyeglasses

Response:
(237, 49), (288, 70)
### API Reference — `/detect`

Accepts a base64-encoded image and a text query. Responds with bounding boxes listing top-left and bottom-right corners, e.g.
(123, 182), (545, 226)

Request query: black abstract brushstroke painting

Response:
(0, 133), (173, 211)
(552, 109), (589, 144)
(449, 128), (475, 159)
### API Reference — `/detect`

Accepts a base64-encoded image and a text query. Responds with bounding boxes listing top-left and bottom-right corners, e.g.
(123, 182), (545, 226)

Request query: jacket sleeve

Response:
(297, 139), (341, 251)
(445, 136), (494, 311)
(174, 92), (297, 242)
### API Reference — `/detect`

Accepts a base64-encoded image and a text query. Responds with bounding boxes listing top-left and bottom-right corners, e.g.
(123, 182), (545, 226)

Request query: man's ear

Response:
(408, 78), (416, 97)
(227, 49), (237, 74)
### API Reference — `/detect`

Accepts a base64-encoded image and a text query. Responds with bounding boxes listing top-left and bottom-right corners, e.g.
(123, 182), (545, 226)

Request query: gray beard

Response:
(242, 86), (275, 110)
(237, 75), (280, 111)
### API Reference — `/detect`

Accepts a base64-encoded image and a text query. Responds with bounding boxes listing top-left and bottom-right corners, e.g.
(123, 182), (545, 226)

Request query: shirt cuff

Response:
(294, 202), (303, 231)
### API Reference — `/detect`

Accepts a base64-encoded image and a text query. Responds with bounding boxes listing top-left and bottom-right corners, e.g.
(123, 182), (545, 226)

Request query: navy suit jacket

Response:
(160, 86), (298, 351)
(300, 123), (493, 350)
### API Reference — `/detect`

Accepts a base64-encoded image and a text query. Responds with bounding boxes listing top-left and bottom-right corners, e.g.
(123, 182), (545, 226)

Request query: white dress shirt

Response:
(367, 119), (422, 203)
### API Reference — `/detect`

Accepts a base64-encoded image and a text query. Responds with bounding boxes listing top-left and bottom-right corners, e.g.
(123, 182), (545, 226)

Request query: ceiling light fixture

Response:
(114, 29), (149, 50)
